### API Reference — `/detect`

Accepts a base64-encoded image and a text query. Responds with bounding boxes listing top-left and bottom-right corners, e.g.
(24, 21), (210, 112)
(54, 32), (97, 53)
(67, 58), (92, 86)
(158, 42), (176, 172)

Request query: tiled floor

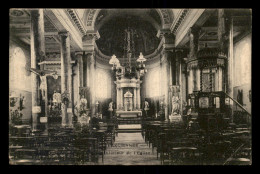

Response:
(102, 132), (160, 165)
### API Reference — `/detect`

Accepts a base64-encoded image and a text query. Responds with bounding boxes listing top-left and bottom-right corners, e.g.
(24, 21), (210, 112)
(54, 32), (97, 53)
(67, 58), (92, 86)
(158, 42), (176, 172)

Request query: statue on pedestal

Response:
(75, 95), (90, 125)
(171, 95), (180, 115)
(108, 101), (114, 120)
(53, 90), (61, 109)
(108, 101), (113, 111)
(144, 100), (149, 111)
(144, 100), (149, 117)
(79, 95), (88, 111)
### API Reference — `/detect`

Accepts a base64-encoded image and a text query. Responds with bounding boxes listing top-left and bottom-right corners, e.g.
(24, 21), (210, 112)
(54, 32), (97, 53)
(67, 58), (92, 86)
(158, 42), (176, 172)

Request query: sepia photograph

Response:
(9, 8), (252, 165)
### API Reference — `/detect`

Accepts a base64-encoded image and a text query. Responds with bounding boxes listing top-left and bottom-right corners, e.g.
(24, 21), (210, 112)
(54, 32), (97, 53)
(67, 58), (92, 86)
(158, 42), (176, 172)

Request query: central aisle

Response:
(103, 133), (160, 165)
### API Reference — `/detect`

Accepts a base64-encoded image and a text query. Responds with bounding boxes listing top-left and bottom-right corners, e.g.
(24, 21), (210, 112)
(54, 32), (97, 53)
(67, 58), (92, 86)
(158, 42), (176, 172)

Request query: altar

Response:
(116, 110), (142, 118)
(115, 77), (142, 118)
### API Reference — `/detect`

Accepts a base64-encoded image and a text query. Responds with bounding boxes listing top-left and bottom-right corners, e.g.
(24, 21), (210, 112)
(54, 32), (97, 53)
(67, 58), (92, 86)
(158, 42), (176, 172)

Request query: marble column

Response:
(188, 69), (193, 94)
(134, 87), (137, 110)
(219, 67), (223, 91)
(75, 52), (84, 88)
(30, 9), (45, 130)
(218, 9), (226, 53)
(137, 87), (140, 109)
(116, 87), (120, 109)
(87, 53), (96, 117)
(227, 16), (234, 122)
(196, 69), (200, 91)
(227, 17), (233, 97)
(165, 56), (170, 121)
(189, 26), (200, 60)
(175, 53), (180, 86)
(188, 26), (200, 94)
(120, 88), (123, 110)
(59, 31), (72, 127)
(171, 51), (177, 86)
(215, 68), (219, 91)
(111, 72), (116, 103)
(83, 52), (88, 88)
(70, 63), (75, 122)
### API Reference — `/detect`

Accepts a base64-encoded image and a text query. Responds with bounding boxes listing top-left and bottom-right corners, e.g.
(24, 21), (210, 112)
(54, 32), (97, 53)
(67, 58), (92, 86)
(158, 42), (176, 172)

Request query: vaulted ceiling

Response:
(95, 10), (161, 57)
(9, 9), (252, 61)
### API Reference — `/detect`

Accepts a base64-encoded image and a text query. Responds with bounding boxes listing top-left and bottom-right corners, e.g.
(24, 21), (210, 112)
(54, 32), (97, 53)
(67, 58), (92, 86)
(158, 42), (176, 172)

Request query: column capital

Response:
(189, 25), (201, 36)
(83, 30), (100, 41)
(156, 29), (172, 38)
(75, 51), (83, 59)
(163, 48), (174, 54)
(58, 31), (70, 38)
(85, 51), (95, 56)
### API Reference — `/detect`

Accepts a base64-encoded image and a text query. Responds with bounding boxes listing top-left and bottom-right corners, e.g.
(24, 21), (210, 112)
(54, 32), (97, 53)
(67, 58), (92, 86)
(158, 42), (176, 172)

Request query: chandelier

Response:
(109, 27), (147, 79)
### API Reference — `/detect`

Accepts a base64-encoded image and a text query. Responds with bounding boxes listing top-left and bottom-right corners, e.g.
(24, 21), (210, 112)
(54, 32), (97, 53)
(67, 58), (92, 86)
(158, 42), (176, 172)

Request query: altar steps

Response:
(117, 129), (142, 133)
(117, 123), (142, 133)
(117, 117), (142, 125)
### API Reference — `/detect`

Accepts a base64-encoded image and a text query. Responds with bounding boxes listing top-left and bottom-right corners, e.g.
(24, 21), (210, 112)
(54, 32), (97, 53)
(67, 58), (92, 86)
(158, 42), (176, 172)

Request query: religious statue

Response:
(18, 94), (25, 111)
(79, 95), (88, 111)
(53, 91), (61, 109)
(78, 113), (90, 125)
(144, 100), (149, 117)
(74, 95), (88, 118)
(39, 76), (47, 100)
(171, 95), (180, 115)
(144, 100), (149, 110)
(108, 101), (113, 111)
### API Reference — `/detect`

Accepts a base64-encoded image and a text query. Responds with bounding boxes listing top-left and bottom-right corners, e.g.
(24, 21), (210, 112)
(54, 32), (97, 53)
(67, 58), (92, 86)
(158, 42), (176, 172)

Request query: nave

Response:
(9, 117), (251, 165)
(9, 8), (252, 165)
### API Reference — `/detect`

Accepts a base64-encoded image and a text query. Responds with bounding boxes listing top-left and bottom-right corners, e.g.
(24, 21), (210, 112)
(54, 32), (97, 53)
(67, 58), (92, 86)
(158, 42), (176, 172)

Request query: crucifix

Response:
(29, 68), (58, 117)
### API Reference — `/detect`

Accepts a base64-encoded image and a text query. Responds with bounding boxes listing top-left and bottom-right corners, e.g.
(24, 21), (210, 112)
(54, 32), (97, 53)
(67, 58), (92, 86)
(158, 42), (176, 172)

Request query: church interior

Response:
(9, 9), (252, 165)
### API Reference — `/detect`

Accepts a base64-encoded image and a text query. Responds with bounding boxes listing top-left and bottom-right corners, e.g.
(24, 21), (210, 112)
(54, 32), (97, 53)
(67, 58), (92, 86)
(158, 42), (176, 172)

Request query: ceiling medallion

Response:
(10, 10), (24, 17)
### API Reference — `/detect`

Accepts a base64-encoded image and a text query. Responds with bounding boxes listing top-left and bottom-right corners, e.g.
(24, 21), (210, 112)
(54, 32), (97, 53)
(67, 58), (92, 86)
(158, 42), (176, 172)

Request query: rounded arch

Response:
(155, 9), (174, 28)
(83, 9), (174, 31)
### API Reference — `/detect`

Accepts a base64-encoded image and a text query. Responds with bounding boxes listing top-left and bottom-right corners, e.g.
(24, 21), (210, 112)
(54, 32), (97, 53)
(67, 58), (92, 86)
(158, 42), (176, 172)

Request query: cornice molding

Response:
(171, 9), (189, 34)
(67, 9), (87, 36)
(175, 9), (205, 47)
(45, 9), (83, 50)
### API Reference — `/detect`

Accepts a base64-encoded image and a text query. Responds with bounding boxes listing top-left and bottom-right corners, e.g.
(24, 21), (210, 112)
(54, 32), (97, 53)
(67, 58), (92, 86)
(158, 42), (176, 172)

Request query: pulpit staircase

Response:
(223, 92), (251, 127)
